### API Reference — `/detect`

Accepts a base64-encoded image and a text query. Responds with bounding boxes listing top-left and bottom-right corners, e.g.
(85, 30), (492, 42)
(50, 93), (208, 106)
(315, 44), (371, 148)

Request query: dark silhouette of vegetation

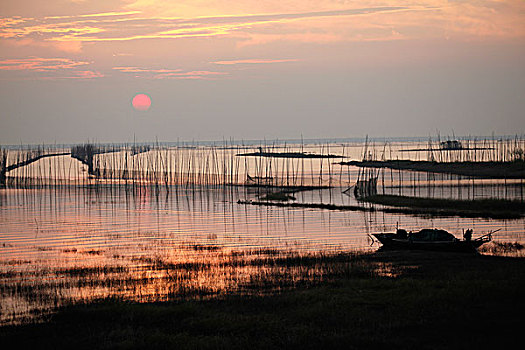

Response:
(362, 195), (525, 219)
(238, 196), (524, 219)
(479, 241), (524, 255)
(258, 192), (296, 201)
(339, 160), (525, 179)
(237, 150), (343, 159)
(1, 251), (524, 349)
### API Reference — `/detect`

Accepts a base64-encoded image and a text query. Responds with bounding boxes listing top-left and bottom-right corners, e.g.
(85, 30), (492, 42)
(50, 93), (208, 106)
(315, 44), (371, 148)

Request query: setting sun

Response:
(132, 93), (151, 111)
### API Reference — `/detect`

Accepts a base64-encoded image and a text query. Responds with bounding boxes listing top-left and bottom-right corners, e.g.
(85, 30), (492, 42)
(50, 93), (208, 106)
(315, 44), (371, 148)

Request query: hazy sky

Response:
(1, 1), (524, 144)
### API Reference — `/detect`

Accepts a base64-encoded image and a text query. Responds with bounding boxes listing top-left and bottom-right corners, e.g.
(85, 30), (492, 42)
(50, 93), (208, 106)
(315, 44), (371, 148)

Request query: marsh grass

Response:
(1, 251), (524, 349)
(239, 194), (523, 220)
(479, 241), (525, 256)
(363, 195), (525, 219)
(340, 160), (525, 179)
(238, 197), (525, 219)
(0, 248), (391, 326)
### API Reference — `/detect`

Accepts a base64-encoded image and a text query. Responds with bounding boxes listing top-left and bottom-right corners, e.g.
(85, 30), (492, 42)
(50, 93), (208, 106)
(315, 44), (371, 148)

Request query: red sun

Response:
(132, 93), (151, 111)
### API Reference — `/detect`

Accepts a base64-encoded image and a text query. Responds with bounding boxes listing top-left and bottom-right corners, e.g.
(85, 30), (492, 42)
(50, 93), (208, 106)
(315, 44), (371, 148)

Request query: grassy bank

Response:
(339, 160), (525, 179)
(238, 199), (373, 212)
(238, 196), (524, 219)
(1, 251), (524, 349)
(363, 195), (525, 219)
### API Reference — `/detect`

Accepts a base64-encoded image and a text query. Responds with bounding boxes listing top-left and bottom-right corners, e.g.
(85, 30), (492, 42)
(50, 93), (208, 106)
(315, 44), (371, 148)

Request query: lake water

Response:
(1, 138), (524, 325)
(1, 185), (524, 325)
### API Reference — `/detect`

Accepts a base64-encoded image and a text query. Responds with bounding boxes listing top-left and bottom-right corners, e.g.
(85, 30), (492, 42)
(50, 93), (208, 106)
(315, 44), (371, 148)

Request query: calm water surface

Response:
(1, 186), (524, 325)
(3, 186), (522, 259)
(1, 137), (524, 324)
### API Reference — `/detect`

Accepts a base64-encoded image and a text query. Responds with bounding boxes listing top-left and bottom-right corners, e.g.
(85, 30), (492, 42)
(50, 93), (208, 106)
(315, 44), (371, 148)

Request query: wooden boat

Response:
(372, 228), (493, 252)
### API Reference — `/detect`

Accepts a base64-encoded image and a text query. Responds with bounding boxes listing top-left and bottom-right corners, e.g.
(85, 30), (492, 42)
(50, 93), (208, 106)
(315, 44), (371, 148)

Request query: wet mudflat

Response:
(1, 250), (524, 349)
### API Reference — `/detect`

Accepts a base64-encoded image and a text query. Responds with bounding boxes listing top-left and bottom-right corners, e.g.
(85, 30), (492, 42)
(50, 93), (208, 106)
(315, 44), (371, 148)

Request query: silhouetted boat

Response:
(372, 228), (493, 252)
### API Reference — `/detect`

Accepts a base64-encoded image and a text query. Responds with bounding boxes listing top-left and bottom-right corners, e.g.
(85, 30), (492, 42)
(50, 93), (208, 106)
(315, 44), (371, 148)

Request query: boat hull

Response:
(373, 233), (489, 253)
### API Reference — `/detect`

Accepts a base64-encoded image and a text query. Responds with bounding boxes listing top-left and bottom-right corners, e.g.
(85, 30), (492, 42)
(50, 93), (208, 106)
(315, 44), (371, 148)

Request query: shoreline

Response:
(2, 250), (524, 349)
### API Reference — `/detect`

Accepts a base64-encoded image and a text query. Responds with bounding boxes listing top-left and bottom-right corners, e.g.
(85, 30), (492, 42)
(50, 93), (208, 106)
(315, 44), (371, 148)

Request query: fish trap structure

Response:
(0, 140), (347, 192)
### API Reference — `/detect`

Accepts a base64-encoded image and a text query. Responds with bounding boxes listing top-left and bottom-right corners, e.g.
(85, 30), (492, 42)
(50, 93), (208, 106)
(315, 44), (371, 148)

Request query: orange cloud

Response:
(113, 66), (182, 74)
(0, 57), (102, 80)
(154, 71), (227, 79)
(236, 32), (344, 47)
(45, 11), (142, 20)
(211, 58), (299, 65)
(0, 57), (90, 71)
(1, 2), (524, 55)
(51, 40), (83, 53)
(39, 70), (104, 80)
(0, 6), (414, 45)
(2, 35), (83, 53)
(113, 66), (227, 80)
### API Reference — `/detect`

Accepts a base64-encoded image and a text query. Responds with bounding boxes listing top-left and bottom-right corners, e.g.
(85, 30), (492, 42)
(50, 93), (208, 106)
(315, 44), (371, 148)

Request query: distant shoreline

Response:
(236, 151), (343, 158)
(339, 160), (525, 179)
(2, 134), (524, 149)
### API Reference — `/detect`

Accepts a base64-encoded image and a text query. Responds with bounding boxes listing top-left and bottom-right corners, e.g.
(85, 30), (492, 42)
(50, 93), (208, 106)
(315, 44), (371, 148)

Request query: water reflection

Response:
(1, 186), (524, 255)
(0, 186), (524, 325)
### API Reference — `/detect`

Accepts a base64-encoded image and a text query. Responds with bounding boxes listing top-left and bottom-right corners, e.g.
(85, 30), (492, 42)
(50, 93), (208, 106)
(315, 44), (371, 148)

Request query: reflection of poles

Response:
(0, 149), (6, 187)
(301, 137), (305, 188)
(398, 159), (402, 196)
(520, 179), (523, 203)
(3, 148), (70, 188)
(381, 166), (385, 195)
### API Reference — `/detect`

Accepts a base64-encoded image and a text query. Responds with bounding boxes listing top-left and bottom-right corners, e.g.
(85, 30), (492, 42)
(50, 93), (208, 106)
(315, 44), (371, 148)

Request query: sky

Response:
(1, 0), (524, 144)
